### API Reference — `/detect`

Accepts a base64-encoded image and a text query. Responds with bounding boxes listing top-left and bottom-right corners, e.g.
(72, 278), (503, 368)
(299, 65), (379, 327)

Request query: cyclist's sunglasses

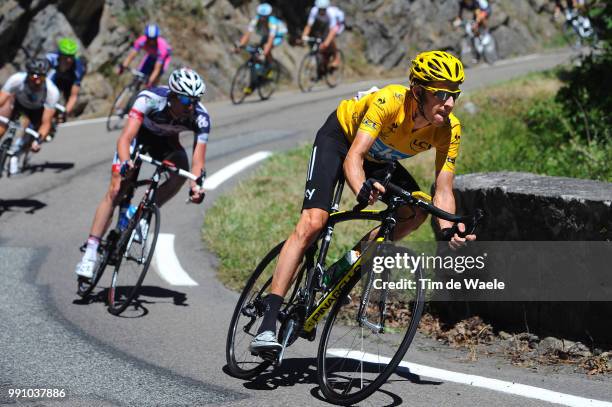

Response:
(28, 73), (45, 81)
(177, 95), (199, 106)
(421, 85), (461, 102)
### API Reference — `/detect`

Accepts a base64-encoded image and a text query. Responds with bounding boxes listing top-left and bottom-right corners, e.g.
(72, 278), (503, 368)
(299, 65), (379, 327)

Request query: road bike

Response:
(0, 116), (40, 177)
(298, 36), (344, 92)
(230, 45), (280, 105)
(106, 69), (147, 132)
(76, 147), (205, 316)
(459, 20), (498, 65)
(226, 162), (482, 405)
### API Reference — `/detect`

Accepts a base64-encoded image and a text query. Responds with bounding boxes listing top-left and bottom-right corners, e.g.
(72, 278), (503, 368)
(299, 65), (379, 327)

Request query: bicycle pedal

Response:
(256, 350), (279, 363)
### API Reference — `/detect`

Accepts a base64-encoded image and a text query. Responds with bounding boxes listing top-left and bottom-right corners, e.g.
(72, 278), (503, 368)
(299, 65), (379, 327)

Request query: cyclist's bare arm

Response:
(117, 116), (141, 164)
(238, 31), (250, 48)
(434, 170), (476, 247)
(343, 131), (385, 203)
(148, 62), (162, 87)
(122, 49), (138, 69)
(37, 107), (55, 140)
(66, 84), (80, 116)
(322, 26), (339, 48)
(190, 142), (206, 197)
(301, 24), (312, 39)
(0, 91), (11, 109)
(263, 34), (274, 58)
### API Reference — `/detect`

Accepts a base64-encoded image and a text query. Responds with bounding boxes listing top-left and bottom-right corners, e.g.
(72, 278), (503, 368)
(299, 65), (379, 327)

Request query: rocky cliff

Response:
(0, 0), (563, 116)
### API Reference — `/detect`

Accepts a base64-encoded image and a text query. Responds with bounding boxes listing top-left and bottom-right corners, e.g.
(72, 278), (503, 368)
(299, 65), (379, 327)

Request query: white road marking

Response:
(327, 349), (612, 407)
(203, 151), (272, 190)
(152, 233), (199, 286)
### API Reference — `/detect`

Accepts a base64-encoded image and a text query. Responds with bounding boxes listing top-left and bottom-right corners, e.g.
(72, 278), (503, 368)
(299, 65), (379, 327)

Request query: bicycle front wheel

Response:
(107, 86), (132, 132)
(298, 53), (318, 92)
(0, 138), (12, 178)
(230, 64), (251, 105)
(107, 204), (160, 315)
(257, 60), (280, 101)
(317, 245), (425, 405)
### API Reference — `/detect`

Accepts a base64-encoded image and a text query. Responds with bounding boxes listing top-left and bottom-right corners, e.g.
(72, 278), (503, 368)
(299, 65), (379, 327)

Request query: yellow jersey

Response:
(335, 84), (461, 173)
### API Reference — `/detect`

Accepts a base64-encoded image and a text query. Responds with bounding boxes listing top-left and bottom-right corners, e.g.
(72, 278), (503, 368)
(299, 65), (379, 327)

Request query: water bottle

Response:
(323, 250), (360, 288)
(117, 204), (137, 231)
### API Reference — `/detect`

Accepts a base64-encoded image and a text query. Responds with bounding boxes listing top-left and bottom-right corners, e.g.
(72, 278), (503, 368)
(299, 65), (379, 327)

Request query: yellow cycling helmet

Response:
(410, 50), (465, 84)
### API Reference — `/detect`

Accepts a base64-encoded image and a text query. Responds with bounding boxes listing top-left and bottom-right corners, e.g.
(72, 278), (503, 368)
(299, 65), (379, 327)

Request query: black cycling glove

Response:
(357, 179), (375, 205)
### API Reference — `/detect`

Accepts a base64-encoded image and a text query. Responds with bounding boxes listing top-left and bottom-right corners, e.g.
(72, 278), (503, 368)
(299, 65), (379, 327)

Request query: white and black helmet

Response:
(168, 68), (206, 98)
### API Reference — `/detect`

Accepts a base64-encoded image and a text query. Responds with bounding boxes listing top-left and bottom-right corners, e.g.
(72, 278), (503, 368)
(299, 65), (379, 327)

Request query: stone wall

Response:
(431, 172), (612, 345)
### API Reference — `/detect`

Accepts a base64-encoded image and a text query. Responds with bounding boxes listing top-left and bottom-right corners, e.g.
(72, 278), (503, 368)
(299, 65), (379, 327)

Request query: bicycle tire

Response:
(107, 204), (160, 315)
(230, 64), (251, 105)
(317, 244), (425, 405)
(225, 241), (285, 378)
(0, 138), (12, 178)
(257, 60), (280, 101)
(106, 86), (132, 132)
(483, 36), (498, 65)
(298, 53), (318, 93)
(325, 50), (344, 88)
(76, 231), (116, 298)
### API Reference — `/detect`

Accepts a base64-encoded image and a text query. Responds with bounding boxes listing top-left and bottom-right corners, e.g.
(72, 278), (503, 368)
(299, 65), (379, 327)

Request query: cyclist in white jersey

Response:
(301, 0), (345, 68)
(0, 58), (60, 173)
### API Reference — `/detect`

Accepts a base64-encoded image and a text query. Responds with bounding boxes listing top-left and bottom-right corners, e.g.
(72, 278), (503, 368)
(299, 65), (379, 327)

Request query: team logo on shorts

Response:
(305, 188), (316, 200)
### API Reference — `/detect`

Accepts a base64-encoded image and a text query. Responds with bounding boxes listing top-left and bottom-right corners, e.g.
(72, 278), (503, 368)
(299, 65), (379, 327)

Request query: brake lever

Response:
(457, 209), (484, 237)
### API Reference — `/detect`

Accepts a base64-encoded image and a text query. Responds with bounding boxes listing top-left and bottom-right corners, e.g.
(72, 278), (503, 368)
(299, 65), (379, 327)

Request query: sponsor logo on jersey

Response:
(410, 139), (432, 151)
(446, 157), (456, 164)
(362, 119), (379, 130)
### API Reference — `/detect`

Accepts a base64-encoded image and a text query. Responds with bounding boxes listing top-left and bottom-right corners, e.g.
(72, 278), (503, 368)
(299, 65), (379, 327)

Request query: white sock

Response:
(84, 236), (100, 261)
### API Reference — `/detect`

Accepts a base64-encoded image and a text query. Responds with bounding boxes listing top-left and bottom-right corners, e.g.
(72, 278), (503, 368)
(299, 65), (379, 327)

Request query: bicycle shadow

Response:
(73, 285), (188, 317)
(0, 199), (46, 217)
(23, 161), (74, 174)
(226, 356), (440, 405)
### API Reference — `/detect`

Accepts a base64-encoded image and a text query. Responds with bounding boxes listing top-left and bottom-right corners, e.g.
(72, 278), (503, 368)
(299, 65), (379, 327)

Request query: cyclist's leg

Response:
(252, 111), (348, 350)
(152, 137), (189, 206)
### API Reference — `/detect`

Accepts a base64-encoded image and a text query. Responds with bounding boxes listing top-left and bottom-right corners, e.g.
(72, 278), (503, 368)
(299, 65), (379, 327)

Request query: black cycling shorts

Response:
(12, 100), (44, 130)
(302, 111), (421, 212)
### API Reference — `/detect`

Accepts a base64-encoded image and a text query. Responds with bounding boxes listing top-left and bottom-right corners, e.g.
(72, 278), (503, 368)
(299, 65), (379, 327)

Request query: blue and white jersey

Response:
(248, 15), (288, 41)
(128, 86), (210, 144)
(45, 52), (86, 87)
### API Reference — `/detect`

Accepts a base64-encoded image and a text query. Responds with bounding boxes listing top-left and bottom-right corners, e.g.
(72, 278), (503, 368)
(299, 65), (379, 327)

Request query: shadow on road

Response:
(225, 355), (441, 405)
(0, 198), (46, 217)
(72, 285), (188, 317)
(23, 161), (74, 174)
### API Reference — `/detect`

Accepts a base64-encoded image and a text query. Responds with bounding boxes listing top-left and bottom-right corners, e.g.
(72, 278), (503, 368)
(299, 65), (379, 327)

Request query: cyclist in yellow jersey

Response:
(249, 51), (477, 355)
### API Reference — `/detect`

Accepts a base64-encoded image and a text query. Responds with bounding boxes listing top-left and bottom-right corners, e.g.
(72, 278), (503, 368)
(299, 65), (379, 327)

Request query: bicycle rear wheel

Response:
(317, 245), (425, 405)
(226, 240), (312, 378)
(107, 204), (160, 315)
(258, 60), (280, 101)
(298, 53), (318, 92)
(325, 50), (344, 88)
(0, 138), (12, 178)
(107, 86), (132, 132)
(77, 230), (117, 298)
(230, 64), (251, 105)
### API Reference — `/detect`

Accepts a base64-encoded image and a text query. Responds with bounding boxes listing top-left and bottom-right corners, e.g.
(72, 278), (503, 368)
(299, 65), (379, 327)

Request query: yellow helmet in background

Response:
(410, 50), (465, 84)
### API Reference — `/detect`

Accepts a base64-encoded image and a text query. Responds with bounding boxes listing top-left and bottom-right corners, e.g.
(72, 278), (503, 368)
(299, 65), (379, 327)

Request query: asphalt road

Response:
(1, 49), (610, 407)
